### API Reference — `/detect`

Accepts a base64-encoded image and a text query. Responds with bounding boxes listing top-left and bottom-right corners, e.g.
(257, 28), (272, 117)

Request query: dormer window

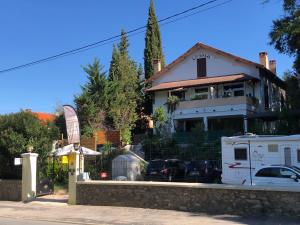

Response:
(197, 58), (207, 78)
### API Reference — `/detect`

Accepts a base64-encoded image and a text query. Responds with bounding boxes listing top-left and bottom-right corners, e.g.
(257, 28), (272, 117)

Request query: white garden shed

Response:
(112, 154), (142, 181)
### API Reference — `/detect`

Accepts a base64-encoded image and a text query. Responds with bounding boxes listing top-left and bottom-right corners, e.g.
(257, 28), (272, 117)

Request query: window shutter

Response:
(197, 58), (207, 78)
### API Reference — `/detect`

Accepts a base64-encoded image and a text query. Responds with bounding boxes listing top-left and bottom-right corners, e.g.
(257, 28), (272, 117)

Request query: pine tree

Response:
(108, 31), (139, 143)
(144, 0), (165, 79)
(108, 45), (120, 81)
(75, 58), (109, 136)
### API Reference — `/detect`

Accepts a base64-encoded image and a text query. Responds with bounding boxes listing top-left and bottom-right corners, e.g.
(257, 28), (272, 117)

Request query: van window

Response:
(297, 150), (300, 163)
(268, 144), (278, 152)
(234, 148), (247, 160)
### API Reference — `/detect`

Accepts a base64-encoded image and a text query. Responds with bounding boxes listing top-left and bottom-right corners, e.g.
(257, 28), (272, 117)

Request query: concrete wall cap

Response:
(77, 180), (300, 193)
(21, 153), (39, 157)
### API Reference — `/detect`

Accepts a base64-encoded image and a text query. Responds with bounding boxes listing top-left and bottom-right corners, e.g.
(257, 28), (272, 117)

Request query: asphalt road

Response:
(0, 217), (71, 225)
(0, 197), (298, 225)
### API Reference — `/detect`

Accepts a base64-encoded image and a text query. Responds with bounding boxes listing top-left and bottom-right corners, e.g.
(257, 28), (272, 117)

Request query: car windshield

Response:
(291, 166), (300, 174)
(166, 161), (180, 167)
(148, 161), (165, 169)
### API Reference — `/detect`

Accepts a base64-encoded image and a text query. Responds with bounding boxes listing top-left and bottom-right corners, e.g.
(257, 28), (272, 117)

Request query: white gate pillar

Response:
(21, 153), (38, 202)
(68, 151), (80, 205)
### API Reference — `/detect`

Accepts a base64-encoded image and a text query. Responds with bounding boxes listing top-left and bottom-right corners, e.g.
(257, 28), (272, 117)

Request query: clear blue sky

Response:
(0, 0), (294, 114)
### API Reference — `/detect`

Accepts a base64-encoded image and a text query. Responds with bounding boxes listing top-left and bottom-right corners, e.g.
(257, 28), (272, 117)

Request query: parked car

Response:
(252, 165), (300, 187)
(185, 160), (222, 183)
(144, 159), (186, 182)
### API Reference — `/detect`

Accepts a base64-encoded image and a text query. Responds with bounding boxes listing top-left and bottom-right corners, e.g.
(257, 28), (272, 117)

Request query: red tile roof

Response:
(33, 112), (56, 123)
(146, 74), (257, 92)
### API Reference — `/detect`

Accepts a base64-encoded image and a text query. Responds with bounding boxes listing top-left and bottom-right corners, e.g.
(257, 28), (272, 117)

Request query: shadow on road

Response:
(34, 195), (68, 204)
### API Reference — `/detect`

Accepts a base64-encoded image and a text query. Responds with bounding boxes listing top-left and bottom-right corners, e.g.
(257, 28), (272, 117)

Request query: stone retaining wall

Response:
(77, 181), (300, 217)
(0, 180), (22, 201)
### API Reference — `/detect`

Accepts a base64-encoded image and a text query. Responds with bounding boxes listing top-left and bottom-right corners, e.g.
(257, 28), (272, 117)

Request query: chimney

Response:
(153, 59), (161, 74)
(269, 60), (276, 74)
(259, 52), (269, 69)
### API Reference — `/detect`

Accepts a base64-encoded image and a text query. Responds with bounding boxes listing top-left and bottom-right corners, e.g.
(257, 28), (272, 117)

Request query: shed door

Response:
(284, 147), (292, 166)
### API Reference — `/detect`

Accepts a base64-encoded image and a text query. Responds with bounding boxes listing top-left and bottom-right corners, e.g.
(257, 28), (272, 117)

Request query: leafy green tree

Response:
(108, 31), (139, 143)
(269, 0), (300, 73)
(0, 111), (59, 179)
(153, 106), (167, 127)
(165, 95), (180, 113)
(144, 0), (165, 79)
(275, 71), (300, 134)
(283, 71), (300, 109)
(75, 59), (109, 136)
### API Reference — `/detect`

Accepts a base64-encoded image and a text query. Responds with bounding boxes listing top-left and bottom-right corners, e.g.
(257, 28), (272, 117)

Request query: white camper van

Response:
(221, 134), (300, 185)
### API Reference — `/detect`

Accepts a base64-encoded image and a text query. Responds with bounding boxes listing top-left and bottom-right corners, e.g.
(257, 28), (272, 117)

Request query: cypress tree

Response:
(119, 29), (129, 57)
(144, 0), (165, 80)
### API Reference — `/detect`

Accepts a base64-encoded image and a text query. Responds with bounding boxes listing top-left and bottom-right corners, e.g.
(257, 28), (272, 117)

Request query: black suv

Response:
(185, 160), (222, 183)
(144, 159), (186, 182)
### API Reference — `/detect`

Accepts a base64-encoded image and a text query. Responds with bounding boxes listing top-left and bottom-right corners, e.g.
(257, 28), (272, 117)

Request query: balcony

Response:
(177, 96), (256, 110)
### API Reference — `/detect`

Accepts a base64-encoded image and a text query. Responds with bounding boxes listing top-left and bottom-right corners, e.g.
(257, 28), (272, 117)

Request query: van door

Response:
(230, 144), (252, 184)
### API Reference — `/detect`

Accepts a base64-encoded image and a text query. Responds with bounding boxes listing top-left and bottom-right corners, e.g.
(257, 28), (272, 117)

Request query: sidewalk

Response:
(0, 198), (298, 225)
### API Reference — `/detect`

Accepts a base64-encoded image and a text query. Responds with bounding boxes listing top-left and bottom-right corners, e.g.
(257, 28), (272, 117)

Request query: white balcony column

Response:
(203, 117), (208, 131)
(243, 116), (248, 134)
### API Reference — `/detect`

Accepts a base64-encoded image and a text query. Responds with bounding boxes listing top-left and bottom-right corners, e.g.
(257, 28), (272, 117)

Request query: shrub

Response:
(0, 111), (59, 179)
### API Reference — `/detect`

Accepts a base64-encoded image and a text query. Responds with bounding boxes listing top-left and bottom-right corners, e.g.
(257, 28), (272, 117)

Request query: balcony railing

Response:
(177, 96), (255, 110)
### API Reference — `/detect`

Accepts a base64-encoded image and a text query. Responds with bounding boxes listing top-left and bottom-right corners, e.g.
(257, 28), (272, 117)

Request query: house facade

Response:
(146, 42), (285, 134)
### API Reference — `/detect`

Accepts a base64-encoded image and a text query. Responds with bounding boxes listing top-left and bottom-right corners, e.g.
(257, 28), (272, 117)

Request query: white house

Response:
(146, 42), (285, 134)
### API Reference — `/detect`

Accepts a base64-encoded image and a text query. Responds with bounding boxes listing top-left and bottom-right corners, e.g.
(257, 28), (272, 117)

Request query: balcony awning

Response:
(146, 74), (257, 92)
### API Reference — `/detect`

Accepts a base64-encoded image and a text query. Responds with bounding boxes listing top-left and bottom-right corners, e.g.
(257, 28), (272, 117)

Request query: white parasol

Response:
(53, 144), (101, 156)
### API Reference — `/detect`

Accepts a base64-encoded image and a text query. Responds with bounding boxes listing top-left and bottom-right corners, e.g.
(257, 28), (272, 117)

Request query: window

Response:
(197, 58), (207, 77)
(268, 144), (278, 152)
(255, 168), (279, 177)
(193, 87), (208, 100)
(264, 85), (269, 110)
(223, 83), (244, 97)
(234, 148), (247, 160)
(297, 150), (300, 163)
(255, 167), (297, 178)
(279, 168), (296, 178)
(234, 90), (244, 97)
(170, 91), (185, 101)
